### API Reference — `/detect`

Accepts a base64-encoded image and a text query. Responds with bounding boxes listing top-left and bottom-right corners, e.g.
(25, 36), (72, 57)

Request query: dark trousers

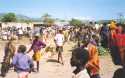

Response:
(90, 74), (101, 78)
(110, 46), (122, 65)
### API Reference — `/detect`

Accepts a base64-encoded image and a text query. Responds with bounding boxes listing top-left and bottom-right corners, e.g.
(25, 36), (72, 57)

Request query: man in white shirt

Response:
(54, 30), (65, 65)
(18, 28), (23, 40)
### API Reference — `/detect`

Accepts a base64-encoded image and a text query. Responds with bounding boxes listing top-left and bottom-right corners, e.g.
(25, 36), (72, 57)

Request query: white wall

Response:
(1, 22), (33, 29)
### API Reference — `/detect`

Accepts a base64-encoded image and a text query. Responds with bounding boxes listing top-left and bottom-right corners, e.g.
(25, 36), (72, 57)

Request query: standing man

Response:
(54, 30), (65, 65)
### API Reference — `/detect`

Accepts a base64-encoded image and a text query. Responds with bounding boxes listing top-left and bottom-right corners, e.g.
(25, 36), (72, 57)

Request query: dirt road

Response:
(0, 39), (121, 78)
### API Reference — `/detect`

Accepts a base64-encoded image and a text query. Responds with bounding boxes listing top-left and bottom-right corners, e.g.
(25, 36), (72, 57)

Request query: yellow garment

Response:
(63, 30), (69, 41)
(32, 51), (42, 61)
(110, 21), (117, 29)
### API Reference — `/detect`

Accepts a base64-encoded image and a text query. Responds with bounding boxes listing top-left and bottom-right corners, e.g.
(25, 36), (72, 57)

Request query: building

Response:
(0, 22), (33, 29)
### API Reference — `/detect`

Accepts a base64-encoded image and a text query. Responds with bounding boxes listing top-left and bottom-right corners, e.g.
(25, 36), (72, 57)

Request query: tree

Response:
(24, 20), (32, 24)
(42, 13), (55, 26)
(42, 13), (51, 18)
(1, 13), (17, 22)
(69, 18), (83, 26)
(60, 19), (66, 22)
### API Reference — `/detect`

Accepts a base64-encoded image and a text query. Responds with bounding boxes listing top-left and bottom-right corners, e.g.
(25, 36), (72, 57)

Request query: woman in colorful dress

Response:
(27, 35), (46, 72)
(86, 36), (101, 78)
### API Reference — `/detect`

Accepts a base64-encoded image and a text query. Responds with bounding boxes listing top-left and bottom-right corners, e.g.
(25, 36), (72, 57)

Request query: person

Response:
(116, 25), (125, 66)
(113, 68), (125, 78)
(63, 29), (69, 42)
(4, 39), (16, 63)
(1, 39), (16, 77)
(70, 47), (90, 78)
(86, 37), (101, 78)
(27, 35), (46, 72)
(54, 30), (65, 65)
(18, 28), (23, 40)
(108, 23), (123, 65)
(100, 23), (109, 48)
(12, 45), (33, 78)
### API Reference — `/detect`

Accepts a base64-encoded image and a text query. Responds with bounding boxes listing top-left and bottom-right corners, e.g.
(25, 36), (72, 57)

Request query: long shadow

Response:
(46, 59), (59, 63)
(113, 68), (125, 78)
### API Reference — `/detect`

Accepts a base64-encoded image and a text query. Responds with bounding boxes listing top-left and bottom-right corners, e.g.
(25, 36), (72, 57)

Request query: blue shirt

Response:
(12, 53), (33, 72)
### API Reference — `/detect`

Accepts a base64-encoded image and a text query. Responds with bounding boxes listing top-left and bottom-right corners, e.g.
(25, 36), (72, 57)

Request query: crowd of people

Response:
(0, 21), (125, 78)
(0, 26), (32, 40)
(70, 21), (125, 78)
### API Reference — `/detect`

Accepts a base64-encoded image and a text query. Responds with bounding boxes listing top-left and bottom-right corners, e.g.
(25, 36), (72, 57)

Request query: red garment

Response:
(114, 34), (125, 47)
(109, 30), (117, 47)
(113, 33), (125, 65)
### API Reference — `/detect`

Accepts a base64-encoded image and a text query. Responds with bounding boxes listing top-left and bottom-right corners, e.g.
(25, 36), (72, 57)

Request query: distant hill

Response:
(0, 13), (5, 17)
(96, 20), (111, 24)
(96, 19), (125, 24)
(16, 14), (31, 20)
(30, 17), (41, 22)
(0, 13), (125, 23)
(16, 14), (42, 22)
(0, 13), (5, 20)
(0, 13), (41, 22)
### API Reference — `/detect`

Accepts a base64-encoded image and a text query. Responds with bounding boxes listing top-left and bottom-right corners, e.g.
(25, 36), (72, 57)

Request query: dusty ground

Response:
(0, 38), (122, 78)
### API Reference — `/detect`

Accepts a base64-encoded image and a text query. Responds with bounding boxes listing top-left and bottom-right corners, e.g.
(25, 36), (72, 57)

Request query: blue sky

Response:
(0, 0), (125, 20)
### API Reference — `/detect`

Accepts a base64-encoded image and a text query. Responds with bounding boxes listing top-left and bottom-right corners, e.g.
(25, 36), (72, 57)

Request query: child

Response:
(12, 45), (33, 78)
(70, 47), (90, 78)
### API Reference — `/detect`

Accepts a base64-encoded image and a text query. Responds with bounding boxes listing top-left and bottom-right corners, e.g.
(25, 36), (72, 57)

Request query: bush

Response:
(98, 46), (108, 56)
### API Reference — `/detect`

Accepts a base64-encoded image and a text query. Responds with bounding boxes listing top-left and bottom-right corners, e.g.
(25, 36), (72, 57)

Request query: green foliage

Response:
(69, 18), (83, 27)
(0, 16), (2, 21)
(1, 13), (17, 22)
(60, 19), (66, 22)
(98, 46), (108, 56)
(25, 20), (32, 23)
